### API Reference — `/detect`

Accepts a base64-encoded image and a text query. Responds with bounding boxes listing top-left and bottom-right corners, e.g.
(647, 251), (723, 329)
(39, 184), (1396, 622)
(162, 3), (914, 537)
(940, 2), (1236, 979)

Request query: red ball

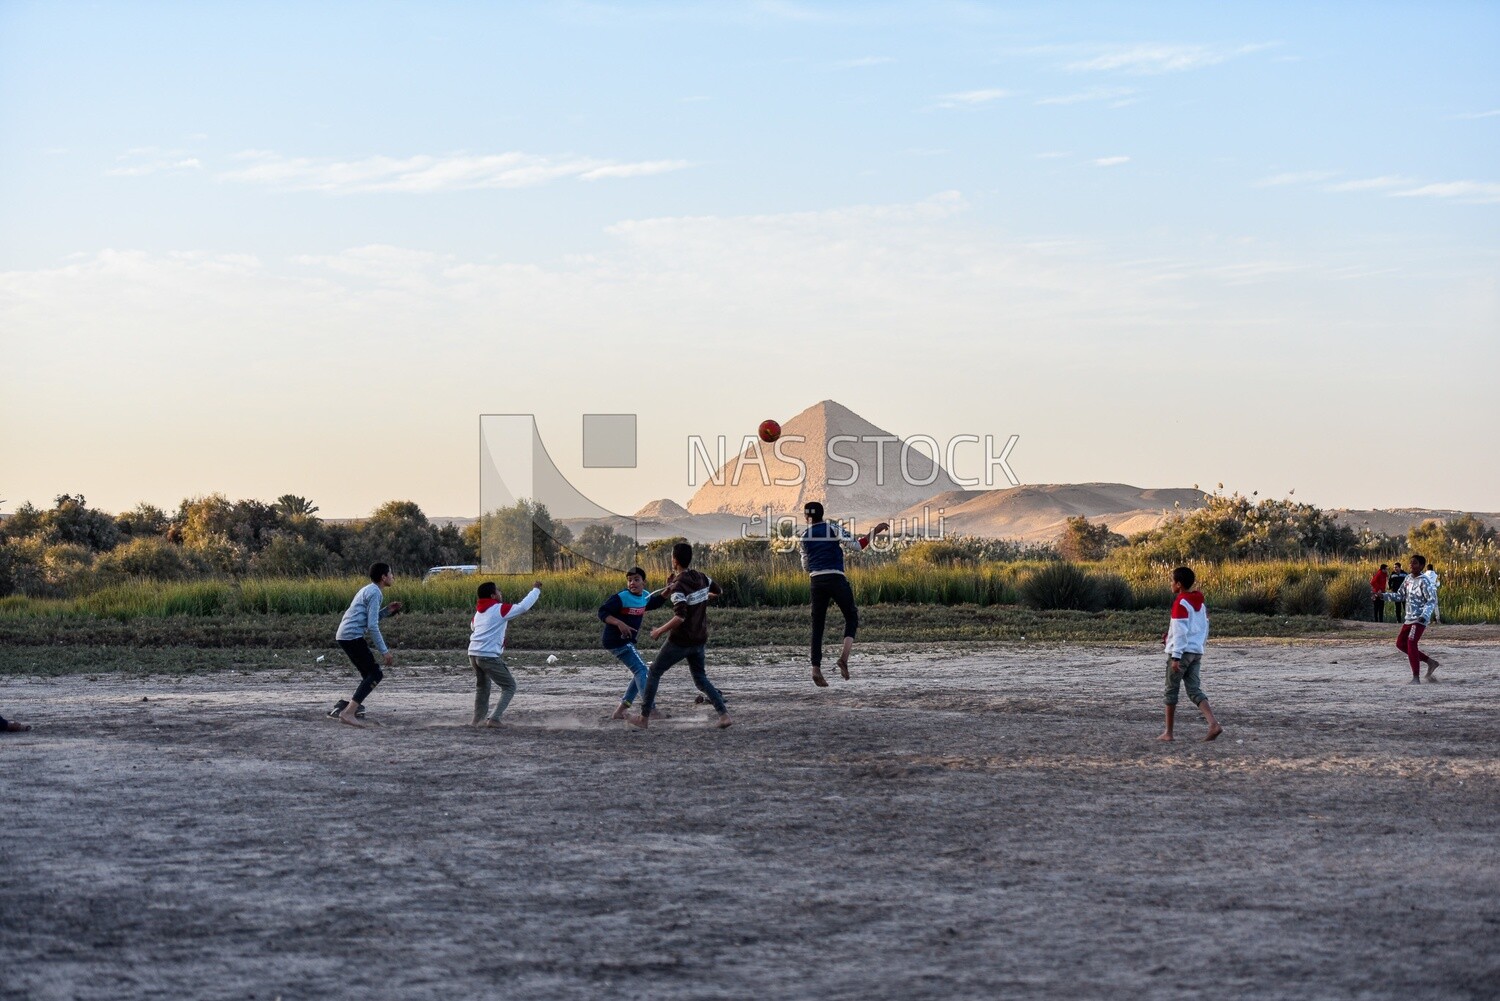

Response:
(758, 419), (782, 443)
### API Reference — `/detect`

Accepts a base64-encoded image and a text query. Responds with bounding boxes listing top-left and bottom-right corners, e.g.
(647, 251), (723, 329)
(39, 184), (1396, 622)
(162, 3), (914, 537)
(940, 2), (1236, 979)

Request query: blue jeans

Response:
(640, 642), (726, 717)
(609, 644), (651, 706)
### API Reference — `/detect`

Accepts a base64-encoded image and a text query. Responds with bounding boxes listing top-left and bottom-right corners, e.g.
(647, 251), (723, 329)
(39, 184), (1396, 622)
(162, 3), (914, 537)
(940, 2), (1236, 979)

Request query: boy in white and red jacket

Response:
(1158, 566), (1223, 743)
(468, 580), (541, 727)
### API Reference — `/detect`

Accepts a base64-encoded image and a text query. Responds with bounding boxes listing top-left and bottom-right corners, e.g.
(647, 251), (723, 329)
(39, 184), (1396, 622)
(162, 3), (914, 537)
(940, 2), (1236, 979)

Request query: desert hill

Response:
(891, 483), (1208, 543)
(1331, 508), (1500, 539)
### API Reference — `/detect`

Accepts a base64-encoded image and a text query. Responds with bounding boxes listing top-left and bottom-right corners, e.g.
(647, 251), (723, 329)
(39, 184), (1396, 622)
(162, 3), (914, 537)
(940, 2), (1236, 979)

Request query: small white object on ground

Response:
(546, 654), (559, 665)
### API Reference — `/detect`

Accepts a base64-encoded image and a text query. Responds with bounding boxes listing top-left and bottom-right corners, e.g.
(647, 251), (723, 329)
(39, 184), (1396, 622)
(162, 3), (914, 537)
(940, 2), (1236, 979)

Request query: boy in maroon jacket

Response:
(629, 542), (732, 730)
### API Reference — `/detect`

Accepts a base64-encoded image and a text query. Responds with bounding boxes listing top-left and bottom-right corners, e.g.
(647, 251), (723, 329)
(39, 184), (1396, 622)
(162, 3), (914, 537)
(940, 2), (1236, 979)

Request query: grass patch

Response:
(0, 606), (1349, 676)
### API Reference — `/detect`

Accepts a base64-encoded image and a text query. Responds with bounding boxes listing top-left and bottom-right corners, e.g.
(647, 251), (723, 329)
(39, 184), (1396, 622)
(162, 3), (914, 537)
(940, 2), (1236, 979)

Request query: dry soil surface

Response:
(2, 639), (1497, 1000)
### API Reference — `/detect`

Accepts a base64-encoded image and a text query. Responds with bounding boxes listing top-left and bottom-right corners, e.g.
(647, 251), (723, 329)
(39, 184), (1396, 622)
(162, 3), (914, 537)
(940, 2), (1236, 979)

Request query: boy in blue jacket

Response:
(600, 566), (667, 720)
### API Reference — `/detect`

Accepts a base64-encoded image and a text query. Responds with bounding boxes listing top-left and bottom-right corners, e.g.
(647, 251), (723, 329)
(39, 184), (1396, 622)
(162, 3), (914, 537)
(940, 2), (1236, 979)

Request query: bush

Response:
(250, 534), (335, 577)
(1278, 575), (1327, 617)
(1095, 573), (1135, 611)
(1058, 516), (1125, 561)
(1229, 582), (1280, 615)
(899, 541), (973, 566)
(1326, 572), (1373, 620)
(42, 543), (95, 593)
(1131, 584), (1175, 610)
(1019, 562), (1102, 612)
(94, 537), (203, 581)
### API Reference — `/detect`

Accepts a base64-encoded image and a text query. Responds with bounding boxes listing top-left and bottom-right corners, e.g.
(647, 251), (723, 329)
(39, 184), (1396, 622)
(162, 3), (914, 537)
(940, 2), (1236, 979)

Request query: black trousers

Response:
(1372, 598), (1385, 622)
(339, 639), (384, 704)
(809, 574), (859, 667)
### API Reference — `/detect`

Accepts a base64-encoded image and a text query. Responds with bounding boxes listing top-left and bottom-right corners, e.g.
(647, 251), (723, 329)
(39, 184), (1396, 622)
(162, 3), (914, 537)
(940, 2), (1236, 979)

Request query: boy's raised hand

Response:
(533, 581), (543, 591)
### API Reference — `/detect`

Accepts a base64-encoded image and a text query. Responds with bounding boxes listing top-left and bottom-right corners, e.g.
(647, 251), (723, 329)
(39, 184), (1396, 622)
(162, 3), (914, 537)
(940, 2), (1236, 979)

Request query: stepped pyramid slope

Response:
(686, 400), (963, 519)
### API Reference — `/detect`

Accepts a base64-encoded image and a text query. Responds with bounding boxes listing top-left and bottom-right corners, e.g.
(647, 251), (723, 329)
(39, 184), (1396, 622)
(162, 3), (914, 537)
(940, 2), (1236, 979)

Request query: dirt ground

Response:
(2, 638), (1497, 1000)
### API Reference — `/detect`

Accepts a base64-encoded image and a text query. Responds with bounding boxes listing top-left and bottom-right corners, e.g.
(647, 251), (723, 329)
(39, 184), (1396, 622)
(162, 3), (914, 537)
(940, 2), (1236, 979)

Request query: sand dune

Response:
(891, 483), (1207, 542)
(1332, 508), (1500, 539)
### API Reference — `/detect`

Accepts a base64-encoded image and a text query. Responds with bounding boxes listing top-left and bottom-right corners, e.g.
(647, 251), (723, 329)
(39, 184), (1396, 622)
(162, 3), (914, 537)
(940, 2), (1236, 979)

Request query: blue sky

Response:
(2, 1), (1497, 517)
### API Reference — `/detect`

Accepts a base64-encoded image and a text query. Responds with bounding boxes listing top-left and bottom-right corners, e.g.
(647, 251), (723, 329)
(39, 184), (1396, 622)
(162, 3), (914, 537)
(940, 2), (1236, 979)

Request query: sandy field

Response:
(2, 638), (1497, 1000)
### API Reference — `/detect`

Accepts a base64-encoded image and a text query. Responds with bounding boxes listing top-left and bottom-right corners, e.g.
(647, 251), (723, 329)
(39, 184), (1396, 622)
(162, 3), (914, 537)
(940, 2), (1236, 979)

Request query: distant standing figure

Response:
(468, 580), (542, 727)
(1382, 553), (1440, 683)
(1388, 562), (1408, 623)
(798, 501), (889, 687)
(1370, 564), (1389, 622)
(0, 712), (30, 733)
(329, 562), (402, 728)
(1157, 566), (1223, 743)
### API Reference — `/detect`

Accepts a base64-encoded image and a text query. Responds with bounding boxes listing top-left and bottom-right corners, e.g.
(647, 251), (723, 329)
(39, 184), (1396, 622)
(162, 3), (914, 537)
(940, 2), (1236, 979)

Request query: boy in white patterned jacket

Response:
(1157, 566), (1223, 743)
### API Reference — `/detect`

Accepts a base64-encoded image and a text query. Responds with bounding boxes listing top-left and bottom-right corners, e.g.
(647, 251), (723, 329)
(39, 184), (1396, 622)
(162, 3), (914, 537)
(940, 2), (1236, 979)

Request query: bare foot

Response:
(1156, 732), (1173, 742)
(610, 704), (628, 720)
(812, 667), (829, 688)
(338, 710), (366, 729)
(478, 719), (501, 728)
(627, 714), (648, 729)
(1425, 659), (1440, 679)
(3, 721), (30, 732)
(647, 709), (670, 720)
(716, 713), (733, 729)
(1408, 677), (1421, 685)
(1204, 724), (1223, 742)
(837, 654), (850, 680)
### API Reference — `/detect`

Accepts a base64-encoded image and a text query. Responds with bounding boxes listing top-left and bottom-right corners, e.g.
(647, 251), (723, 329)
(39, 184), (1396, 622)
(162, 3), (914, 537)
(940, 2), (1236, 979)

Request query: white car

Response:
(422, 564), (478, 581)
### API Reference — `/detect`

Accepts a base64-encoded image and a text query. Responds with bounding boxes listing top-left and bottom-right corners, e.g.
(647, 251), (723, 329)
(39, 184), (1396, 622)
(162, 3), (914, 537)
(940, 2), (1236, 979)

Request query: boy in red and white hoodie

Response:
(468, 580), (541, 727)
(1158, 566), (1223, 743)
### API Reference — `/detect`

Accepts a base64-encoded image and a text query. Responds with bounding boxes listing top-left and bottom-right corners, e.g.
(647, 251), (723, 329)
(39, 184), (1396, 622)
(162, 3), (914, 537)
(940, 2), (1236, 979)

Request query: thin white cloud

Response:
(1449, 109), (1500, 120)
(935, 88), (1014, 108)
(1094, 156), (1130, 167)
(1323, 175), (1411, 193)
(579, 160), (693, 180)
(1257, 169), (1500, 205)
(214, 151), (692, 193)
(105, 148), (204, 177)
(1067, 42), (1273, 75)
(1391, 181), (1500, 204)
(1253, 170), (1339, 188)
(1037, 86), (1135, 106)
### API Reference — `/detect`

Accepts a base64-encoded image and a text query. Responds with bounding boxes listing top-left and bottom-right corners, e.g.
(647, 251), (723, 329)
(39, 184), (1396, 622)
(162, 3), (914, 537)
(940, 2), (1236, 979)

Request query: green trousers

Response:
(470, 654), (517, 723)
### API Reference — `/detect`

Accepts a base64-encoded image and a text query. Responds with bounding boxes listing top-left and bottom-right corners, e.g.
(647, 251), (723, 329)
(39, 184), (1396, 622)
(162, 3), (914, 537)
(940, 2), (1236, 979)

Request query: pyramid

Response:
(686, 400), (963, 519)
(634, 498), (691, 519)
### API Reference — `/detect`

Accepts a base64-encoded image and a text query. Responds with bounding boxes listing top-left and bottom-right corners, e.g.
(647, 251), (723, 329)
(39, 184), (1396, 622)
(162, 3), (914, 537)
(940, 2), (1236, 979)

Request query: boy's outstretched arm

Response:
(502, 582), (544, 619)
